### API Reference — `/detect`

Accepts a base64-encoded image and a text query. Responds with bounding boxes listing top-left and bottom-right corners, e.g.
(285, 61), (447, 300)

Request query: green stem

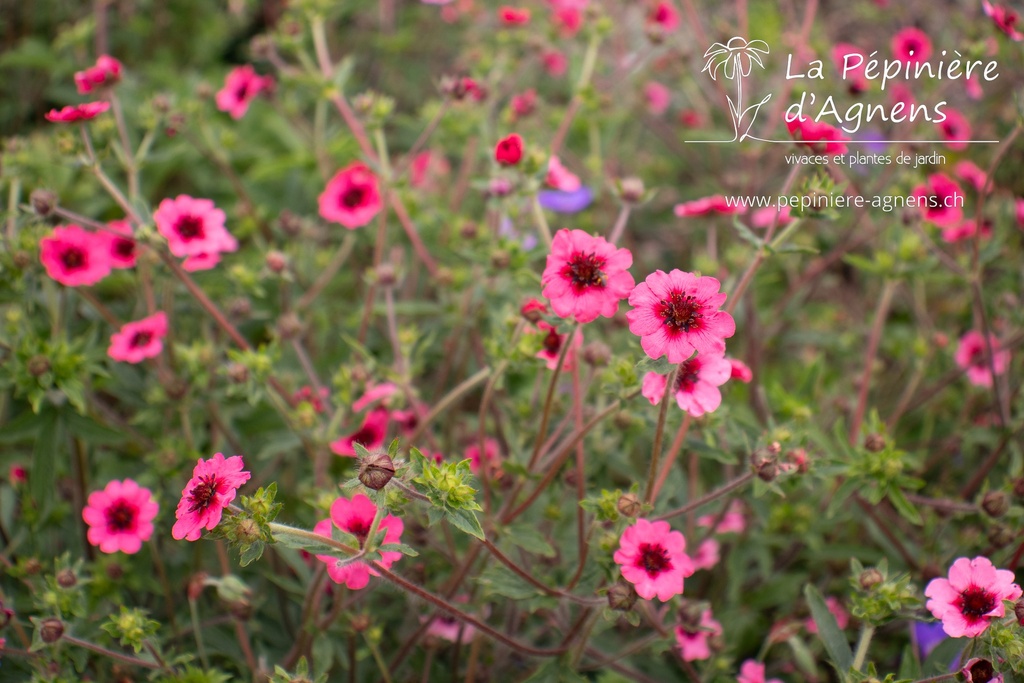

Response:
(188, 598), (210, 670)
(851, 624), (874, 672)
(364, 631), (395, 683)
(644, 366), (679, 504)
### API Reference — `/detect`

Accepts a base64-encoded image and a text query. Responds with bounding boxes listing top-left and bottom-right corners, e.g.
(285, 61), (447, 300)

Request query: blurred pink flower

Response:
(510, 89), (537, 119)
(645, 82), (671, 115)
(216, 65), (274, 119)
(495, 133), (524, 165)
(83, 479), (158, 554)
(675, 195), (745, 217)
(614, 518), (694, 601)
(39, 225), (112, 287)
(542, 50), (568, 77)
(314, 493), (404, 590)
(892, 27), (932, 64)
(911, 173), (964, 227)
(955, 331), (1010, 387)
(172, 454), (251, 541)
(641, 352), (731, 417)
(676, 608), (722, 661)
(45, 101), (110, 123)
(737, 660), (783, 683)
(627, 270), (736, 363)
(75, 54), (123, 94)
(410, 150), (451, 190)
(541, 229), (635, 324)
(353, 383), (400, 412)
(331, 407), (390, 457)
(925, 556), (1022, 637)
(728, 358), (753, 382)
(1016, 198), (1024, 228)
(546, 156), (581, 192)
(691, 538), (720, 571)
(750, 205), (792, 229)
(938, 108), (972, 151)
(499, 6), (530, 25)
(965, 74), (984, 100)
(319, 163), (383, 229)
(648, 1), (680, 32)
(983, 1), (1024, 40)
(941, 218), (991, 244)
(108, 312), (169, 364)
(295, 386), (330, 413)
(154, 195), (237, 259)
(697, 501), (745, 534)
(534, 321), (582, 370)
(104, 220), (136, 269)
(832, 43), (868, 93)
(786, 116), (849, 154)
(805, 596), (850, 634)
(955, 160), (987, 191)
(466, 438), (500, 475)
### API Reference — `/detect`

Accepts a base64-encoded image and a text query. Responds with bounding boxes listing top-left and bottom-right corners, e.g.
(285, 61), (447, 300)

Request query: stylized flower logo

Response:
(699, 37), (772, 142)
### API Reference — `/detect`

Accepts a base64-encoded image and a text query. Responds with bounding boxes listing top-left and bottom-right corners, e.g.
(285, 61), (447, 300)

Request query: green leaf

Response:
(804, 584), (853, 674)
(377, 543), (419, 557)
(887, 488), (923, 526)
(239, 542), (265, 567)
(62, 411), (126, 445)
(477, 563), (541, 600)
(731, 216), (764, 249)
(921, 635), (963, 675)
(896, 643), (921, 680)
(30, 409), (61, 513)
(0, 410), (46, 443)
(446, 508), (485, 540)
(521, 658), (588, 683)
(504, 524), (555, 558)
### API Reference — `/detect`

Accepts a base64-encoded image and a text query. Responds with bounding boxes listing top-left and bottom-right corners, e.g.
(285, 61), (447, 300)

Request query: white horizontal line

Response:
(684, 139), (1000, 144)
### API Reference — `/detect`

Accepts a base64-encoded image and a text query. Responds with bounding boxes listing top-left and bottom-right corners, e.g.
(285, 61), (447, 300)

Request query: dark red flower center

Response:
(340, 185), (368, 209)
(105, 499), (137, 532)
(347, 518), (372, 543)
(347, 418), (383, 450)
(966, 659), (997, 683)
(636, 542), (672, 577)
(175, 215), (206, 241)
(187, 474), (221, 513)
(234, 80), (252, 101)
(653, 5), (670, 22)
(957, 585), (997, 619)
(113, 238), (135, 259)
(542, 328), (562, 355)
(561, 252), (606, 292)
(658, 291), (703, 333)
(131, 331), (153, 348)
(675, 358), (701, 392)
(61, 247), (87, 271)
(904, 39), (921, 57)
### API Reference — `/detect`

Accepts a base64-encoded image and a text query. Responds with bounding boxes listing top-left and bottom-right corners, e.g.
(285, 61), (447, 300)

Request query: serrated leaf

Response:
(504, 524), (555, 558)
(805, 584), (853, 674)
(887, 488), (923, 526)
(731, 216), (764, 248)
(62, 411), (126, 445)
(446, 508), (485, 540)
(478, 564), (541, 600)
(378, 543), (419, 557)
(239, 542), (265, 567)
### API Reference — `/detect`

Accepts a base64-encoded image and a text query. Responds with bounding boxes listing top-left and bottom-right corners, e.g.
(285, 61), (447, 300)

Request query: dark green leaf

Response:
(804, 584), (853, 674)
(30, 409), (61, 513)
(446, 508), (485, 540)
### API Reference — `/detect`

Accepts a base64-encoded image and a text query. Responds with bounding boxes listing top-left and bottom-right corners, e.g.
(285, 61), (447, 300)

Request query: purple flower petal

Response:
(537, 187), (594, 214)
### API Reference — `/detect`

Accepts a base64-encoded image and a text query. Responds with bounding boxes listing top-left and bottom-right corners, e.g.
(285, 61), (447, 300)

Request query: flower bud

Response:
(39, 617), (64, 643)
(375, 263), (398, 287)
(459, 222), (479, 240)
(265, 250), (287, 274)
(227, 362), (249, 384)
(616, 493), (642, 518)
(152, 94), (172, 114)
(961, 658), (998, 683)
(188, 572), (209, 601)
(490, 250), (510, 270)
(987, 524), (1014, 548)
(757, 460), (778, 482)
(26, 354), (51, 378)
(234, 518), (262, 544)
(0, 601), (13, 629)
(981, 491), (1009, 518)
(582, 341), (611, 367)
(56, 569), (77, 588)
(228, 297), (252, 319)
(195, 82), (213, 99)
(278, 210), (302, 236)
(358, 451), (396, 491)
(618, 177), (645, 203)
(277, 312), (303, 339)
(23, 558), (42, 575)
(607, 580), (637, 611)
(864, 433), (886, 452)
(13, 251), (31, 269)
(350, 614), (371, 632)
(106, 562), (124, 581)
(30, 189), (57, 216)
(859, 568), (883, 590)
(434, 267), (454, 287)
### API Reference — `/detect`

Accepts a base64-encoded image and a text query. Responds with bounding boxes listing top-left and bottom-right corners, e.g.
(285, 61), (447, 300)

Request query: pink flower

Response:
(295, 386), (329, 413)
(955, 160), (987, 191)
(535, 321), (582, 370)
(104, 220), (136, 269)
(541, 229), (635, 324)
(314, 493), (404, 590)
(74, 55), (123, 94)
(805, 596), (850, 634)
(911, 173), (964, 227)
(546, 157), (581, 192)
(410, 150), (451, 191)
(172, 454), (251, 541)
(679, 109), (704, 128)
(45, 101), (110, 123)
(108, 312), (169, 364)
(938, 108), (972, 151)
(925, 556), (1022, 637)
(691, 538), (720, 571)
(750, 205), (792, 229)
(499, 6), (531, 25)
(216, 65), (274, 119)
(627, 270), (736, 363)
(82, 479), (158, 554)
(983, 1), (1024, 41)
(955, 331), (1010, 387)
(675, 195), (745, 217)
(941, 219), (991, 244)
(521, 297), (549, 321)
(331, 407), (390, 457)
(614, 518), (693, 601)
(319, 163), (383, 229)
(424, 610), (477, 643)
(495, 133), (524, 165)
(832, 43), (869, 93)
(965, 74), (984, 100)
(641, 352), (731, 417)
(542, 50), (568, 77)
(648, 1), (680, 32)
(466, 438), (500, 475)
(962, 658), (1004, 683)
(353, 383), (400, 412)
(645, 82), (671, 116)
(892, 27), (932, 63)
(737, 660), (783, 683)
(676, 609), (722, 661)
(511, 89), (537, 120)
(697, 501), (746, 534)
(1016, 198), (1024, 229)
(154, 195), (237, 260)
(182, 250), (229, 272)
(786, 116), (849, 154)
(551, 1), (584, 36)
(39, 225), (112, 287)
(728, 358), (753, 383)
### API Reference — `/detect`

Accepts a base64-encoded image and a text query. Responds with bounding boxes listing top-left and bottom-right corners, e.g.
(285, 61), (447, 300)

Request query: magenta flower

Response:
(962, 658), (1004, 683)
(613, 518), (694, 601)
(495, 133), (524, 165)
(319, 163), (383, 229)
(154, 195), (237, 259)
(295, 385), (330, 413)
(648, 1), (680, 32)
(74, 55), (123, 94)
(892, 27), (932, 63)
(534, 321), (582, 370)
(832, 43), (869, 93)
(546, 156), (581, 192)
(675, 608), (722, 661)
(925, 556), (1022, 638)
(108, 312), (169, 364)
(750, 205), (793, 229)
(641, 352), (731, 417)
(674, 195), (745, 217)
(697, 500), (746, 534)
(331, 407), (390, 457)
(352, 383), (400, 412)
(313, 493), (404, 590)
(498, 6), (531, 25)
(786, 116), (849, 154)
(983, 0), (1024, 41)
(644, 81), (671, 116)
(104, 220), (136, 269)
(541, 229), (635, 324)
(955, 160), (987, 191)
(728, 358), (753, 383)
(941, 219), (991, 244)
(691, 538), (720, 571)
(216, 65), (274, 119)
(938, 108), (972, 151)
(1016, 198), (1024, 229)
(911, 173), (964, 227)
(39, 225), (112, 287)
(44, 101), (110, 123)
(171, 454), (251, 541)
(627, 270), (736, 364)
(955, 331), (1010, 387)
(805, 596), (850, 634)
(542, 50), (568, 77)
(737, 660), (783, 683)
(466, 438), (500, 475)
(82, 479), (158, 554)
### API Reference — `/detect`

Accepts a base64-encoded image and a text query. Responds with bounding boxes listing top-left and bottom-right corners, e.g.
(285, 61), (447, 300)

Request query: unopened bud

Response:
(278, 210), (302, 236)
(188, 572), (209, 601)
(616, 493), (642, 518)
(981, 491), (1009, 518)
(228, 297), (252, 319)
(23, 558), (42, 575)
(618, 177), (645, 203)
(250, 34), (274, 60)
(39, 617), (64, 643)
(27, 355), (51, 377)
(613, 411), (633, 430)
(582, 341), (611, 367)
(227, 362), (248, 384)
(459, 222), (478, 240)
(859, 568), (883, 590)
(490, 250), (510, 270)
(375, 264), (398, 287)
(195, 82), (213, 99)
(152, 94), (171, 114)
(607, 581), (637, 611)
(1015, 598), (1024, 626)
(864, 433), (885, 452)
(265, 250), (287, 273)
(988, 524), (1014, 548)
(56, 569), (77, 588)
(1014, 478), (1024, 499)
(106, 562), (124, 581)
(358, 451), (396, 491)
(234, 518), (261, 544)
(351, 614), (371, 632)
(277, 312), (303, 339)
(13, 251), (31, 269)
(434, 267), (454, 287)
(30, 189), (57, 216)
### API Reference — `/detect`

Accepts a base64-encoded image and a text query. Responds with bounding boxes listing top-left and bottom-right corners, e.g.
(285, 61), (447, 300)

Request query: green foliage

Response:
(100, 606), (160, 654)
